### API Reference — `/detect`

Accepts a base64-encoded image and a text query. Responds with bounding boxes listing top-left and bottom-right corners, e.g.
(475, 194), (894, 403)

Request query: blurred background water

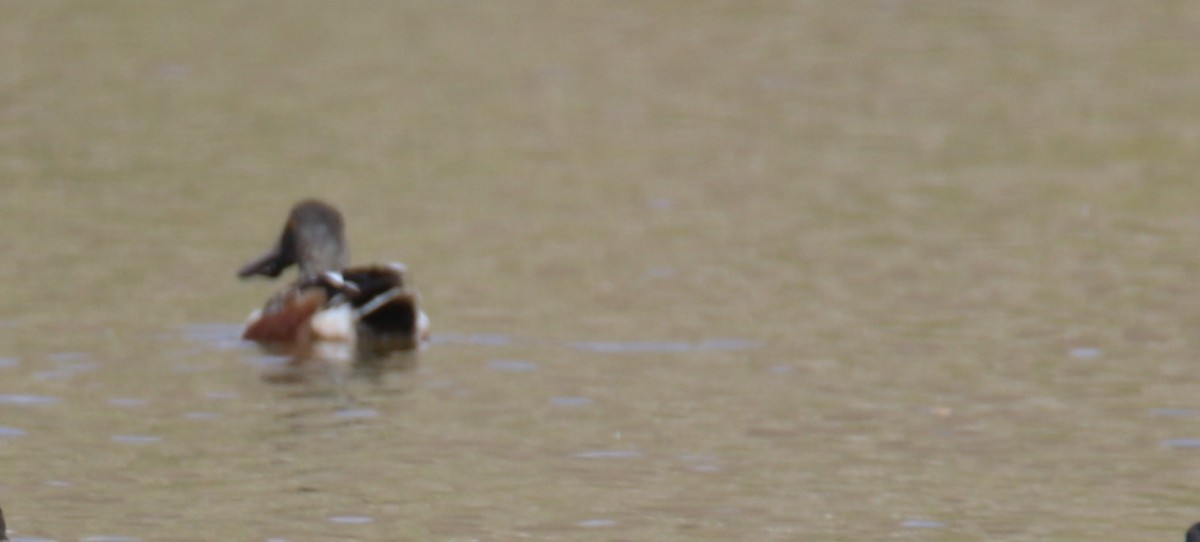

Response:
(2, 2), (1200, 540)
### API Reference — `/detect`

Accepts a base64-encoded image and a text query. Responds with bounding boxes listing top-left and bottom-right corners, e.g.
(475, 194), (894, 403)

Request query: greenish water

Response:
(2, 2), (1200, 540)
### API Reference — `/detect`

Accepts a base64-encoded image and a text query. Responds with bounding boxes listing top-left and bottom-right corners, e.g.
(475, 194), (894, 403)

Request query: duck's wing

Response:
(342, 264), (427, 350)
(241, 287), (328, 343)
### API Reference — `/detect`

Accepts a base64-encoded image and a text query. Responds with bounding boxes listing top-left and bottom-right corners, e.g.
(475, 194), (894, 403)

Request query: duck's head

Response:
(238, 199), (348, 282)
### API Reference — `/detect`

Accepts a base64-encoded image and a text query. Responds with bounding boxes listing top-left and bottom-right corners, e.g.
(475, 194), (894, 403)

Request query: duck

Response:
(237, 199), (430, 362)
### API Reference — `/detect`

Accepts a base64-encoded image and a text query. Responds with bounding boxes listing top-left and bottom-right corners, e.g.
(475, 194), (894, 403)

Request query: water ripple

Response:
(1068, 347), (1103, 359)
(1150, 408), (1198, 418)
(0, 394), (60, 406)
(328, 515), (374, 525)
(203, 391), (239, 400)
(107, 398), (148, 407)
(1164, 438), (1200, 449)
(572, 450), (642, 459)
(577, 518), (617, 528)
(570, 341), (692, 354)
(487, 360), (538, 372)
(697, 338), (762, 350)
(47, 352), (90, 363)
(242, 354), (292, 369)
(431, 333), (514, 346)
(33, 361), (99, 381)
(551, 396), (593, 407)
(0, 426), (27, 437)
(183, 412), (223, 421)
(335, 408), (380, 420)
(901, 519), (945, 528)
(680, 454), (722, 472)
(111, 435), (162, 444)
(179, 323), (248, 351)
(570, 339), (762, 354)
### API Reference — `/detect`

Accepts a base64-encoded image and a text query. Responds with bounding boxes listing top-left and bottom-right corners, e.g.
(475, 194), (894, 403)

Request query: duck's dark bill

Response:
(238, 244), (291, 278)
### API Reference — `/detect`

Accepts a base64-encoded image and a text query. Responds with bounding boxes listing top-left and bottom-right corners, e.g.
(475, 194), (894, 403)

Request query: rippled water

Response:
(3, 2), (1200, 541)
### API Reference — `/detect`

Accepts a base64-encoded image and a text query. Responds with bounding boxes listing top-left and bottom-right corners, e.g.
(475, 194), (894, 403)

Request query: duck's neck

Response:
(294, 227), (348, 282)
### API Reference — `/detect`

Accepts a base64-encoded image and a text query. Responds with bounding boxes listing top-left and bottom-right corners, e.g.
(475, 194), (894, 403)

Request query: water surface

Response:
(2, 2), (1199, 540)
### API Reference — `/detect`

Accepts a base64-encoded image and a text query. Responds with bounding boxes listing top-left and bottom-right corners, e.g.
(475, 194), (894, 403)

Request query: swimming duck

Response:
(237, 199), (430, 361)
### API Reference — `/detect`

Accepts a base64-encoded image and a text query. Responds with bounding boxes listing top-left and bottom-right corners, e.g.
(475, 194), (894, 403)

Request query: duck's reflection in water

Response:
(253, 346), (421, 400)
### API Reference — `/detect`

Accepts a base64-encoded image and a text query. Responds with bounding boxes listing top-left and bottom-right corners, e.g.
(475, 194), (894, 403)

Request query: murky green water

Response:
(3, 2), (1200, 540)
